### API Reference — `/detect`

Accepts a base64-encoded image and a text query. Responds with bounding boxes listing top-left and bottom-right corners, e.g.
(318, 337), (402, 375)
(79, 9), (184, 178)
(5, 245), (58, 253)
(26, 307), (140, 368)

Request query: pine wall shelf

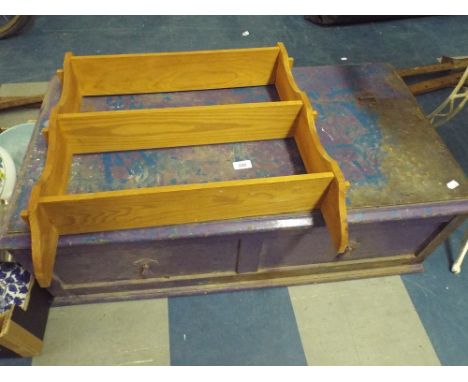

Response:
(23, 43), (349, 288)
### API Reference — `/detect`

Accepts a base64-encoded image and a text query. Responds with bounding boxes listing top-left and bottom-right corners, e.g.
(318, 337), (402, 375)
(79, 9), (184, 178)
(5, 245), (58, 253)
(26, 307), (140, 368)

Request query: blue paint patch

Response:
(106, 96), (125, 110)
(102, 153), (116, 186)
(168, 288), (307, 365)
(402, 221), (468, 365)
(101, 152), (131, 189)
(313, 101), (386, 187)
(128, 95), (144, 110)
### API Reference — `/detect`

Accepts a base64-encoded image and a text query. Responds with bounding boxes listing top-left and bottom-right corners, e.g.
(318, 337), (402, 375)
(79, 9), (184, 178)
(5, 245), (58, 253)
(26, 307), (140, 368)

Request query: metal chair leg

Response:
(427, 66), (468, 128)
(451, 239), (468, 275)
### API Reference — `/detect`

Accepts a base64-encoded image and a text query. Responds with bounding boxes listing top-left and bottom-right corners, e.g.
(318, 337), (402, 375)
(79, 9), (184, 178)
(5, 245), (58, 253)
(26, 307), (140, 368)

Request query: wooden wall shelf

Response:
(23, 43), (349, 288)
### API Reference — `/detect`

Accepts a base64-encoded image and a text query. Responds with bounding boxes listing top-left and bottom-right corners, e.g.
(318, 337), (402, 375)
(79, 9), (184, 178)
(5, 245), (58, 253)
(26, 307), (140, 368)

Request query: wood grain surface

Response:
(59, 101), (303, 153)
(70, 47), (280, 96)
(38, 173), (334, 235)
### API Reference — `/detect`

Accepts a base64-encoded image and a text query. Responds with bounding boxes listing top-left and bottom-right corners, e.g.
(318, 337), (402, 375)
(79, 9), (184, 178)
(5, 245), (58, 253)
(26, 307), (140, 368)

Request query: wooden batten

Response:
(0, 310), (43, 357)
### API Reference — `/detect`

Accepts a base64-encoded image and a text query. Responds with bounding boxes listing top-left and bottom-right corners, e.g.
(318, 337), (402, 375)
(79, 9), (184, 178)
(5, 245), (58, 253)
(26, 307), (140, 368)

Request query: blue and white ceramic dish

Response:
(0, 262), (31, 314)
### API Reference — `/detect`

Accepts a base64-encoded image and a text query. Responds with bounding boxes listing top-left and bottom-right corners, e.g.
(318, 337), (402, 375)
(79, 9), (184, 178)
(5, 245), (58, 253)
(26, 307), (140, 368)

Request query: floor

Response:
(0, 16), (467, 365)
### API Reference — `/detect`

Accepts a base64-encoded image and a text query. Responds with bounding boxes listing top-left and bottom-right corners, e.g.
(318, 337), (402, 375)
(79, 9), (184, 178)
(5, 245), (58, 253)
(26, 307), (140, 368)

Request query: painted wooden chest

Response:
(1, 63), (467, 305)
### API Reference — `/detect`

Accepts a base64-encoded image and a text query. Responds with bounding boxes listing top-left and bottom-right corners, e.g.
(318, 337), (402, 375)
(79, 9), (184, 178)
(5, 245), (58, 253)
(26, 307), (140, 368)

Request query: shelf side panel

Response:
(27, 186), (59, 288)
(59, 52), (82, 113)
(275, 42), (349, 253)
